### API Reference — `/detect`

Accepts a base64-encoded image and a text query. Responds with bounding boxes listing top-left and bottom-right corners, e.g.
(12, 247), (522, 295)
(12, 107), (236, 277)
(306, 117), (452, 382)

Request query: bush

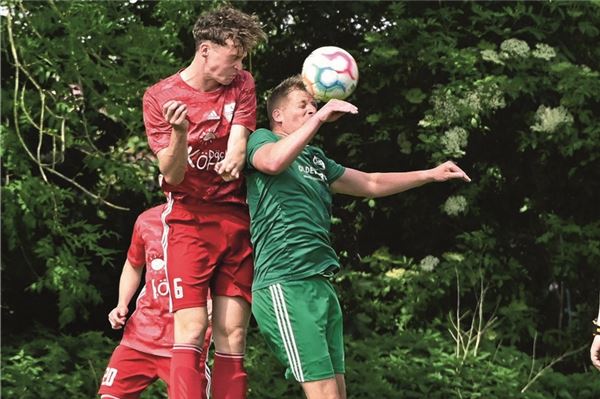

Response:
(1, 330), (114, 398)
(345, 331), (600, 399)
(2, 329), (598, 398)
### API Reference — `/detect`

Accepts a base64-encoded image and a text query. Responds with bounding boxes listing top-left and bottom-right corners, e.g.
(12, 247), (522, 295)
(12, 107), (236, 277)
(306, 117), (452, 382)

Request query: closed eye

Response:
(229, 55), (245, 63)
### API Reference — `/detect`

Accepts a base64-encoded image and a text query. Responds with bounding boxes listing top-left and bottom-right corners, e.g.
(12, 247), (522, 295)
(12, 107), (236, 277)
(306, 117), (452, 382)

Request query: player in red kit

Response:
(142, 7), (266, 399)
(98, 205), (213, 399)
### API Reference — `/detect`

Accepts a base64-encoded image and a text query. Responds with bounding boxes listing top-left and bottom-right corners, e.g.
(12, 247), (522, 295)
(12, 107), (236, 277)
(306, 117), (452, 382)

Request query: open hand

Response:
(430, 161), (471, 183)
(315, 99), (358, 123)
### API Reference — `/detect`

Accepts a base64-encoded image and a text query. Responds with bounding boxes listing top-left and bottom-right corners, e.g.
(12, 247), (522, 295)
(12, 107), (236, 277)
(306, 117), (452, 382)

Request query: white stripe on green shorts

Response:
(270, 284), (305, 382)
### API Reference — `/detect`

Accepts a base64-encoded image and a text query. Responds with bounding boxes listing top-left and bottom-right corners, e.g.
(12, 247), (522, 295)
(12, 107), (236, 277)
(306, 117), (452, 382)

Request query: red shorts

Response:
(98, 345), (170, 399)
(98, 327), (213, 399)
(162, 199), (253, 311)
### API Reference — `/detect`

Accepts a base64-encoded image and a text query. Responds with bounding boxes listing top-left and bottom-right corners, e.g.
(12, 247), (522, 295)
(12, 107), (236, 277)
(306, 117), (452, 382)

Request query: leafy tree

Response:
(2, 0), (599, 396)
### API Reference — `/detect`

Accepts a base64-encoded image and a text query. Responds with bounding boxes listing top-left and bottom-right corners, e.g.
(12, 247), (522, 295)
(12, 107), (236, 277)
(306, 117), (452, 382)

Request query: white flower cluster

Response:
(419, 255), (440, 272)
(431, 91), (461, 125)
(465, 82), (506, 113)
(530, 105), (574, 133)
(500, 38), (530, 58)
(441, 127), (469, 157)
(531, 43), (556, 61)
(385, 268), (406, 279)
(464, 92), (482, 113)
(483, 40), (557, 65)
(427, 82), (506, 127)
(481, 49), (505, 65)
(443, 195), (468, 217)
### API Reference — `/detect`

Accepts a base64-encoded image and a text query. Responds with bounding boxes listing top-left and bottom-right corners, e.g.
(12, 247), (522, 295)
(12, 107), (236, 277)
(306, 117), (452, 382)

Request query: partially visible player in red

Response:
(142, 6), (266, 399)
(98, 205), (213, 399)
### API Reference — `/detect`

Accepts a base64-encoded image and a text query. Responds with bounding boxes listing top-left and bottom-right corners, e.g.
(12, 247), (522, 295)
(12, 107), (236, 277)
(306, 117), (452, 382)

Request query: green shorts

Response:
(252, 275), (345, 382)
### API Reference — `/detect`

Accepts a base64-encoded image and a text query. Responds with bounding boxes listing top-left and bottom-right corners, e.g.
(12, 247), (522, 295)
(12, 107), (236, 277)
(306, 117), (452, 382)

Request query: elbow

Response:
(258, 159), (287, 175)
(264, 165), (286, 175)
(363, 175), (379, 198)
(163, 172), (184, 186)
(157, 156), (186, 186)
(365, 188), (379, 198)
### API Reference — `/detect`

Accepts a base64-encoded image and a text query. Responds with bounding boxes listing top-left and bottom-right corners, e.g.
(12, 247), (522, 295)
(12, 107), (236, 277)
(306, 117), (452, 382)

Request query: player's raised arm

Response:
(331, 161), (471, 198)
(215, 125), (250, 181)
(251, 78), (357, 176)
(108, 259), (144, 329)
(155, 100), (189, 186)
(216, 70), (257, 181)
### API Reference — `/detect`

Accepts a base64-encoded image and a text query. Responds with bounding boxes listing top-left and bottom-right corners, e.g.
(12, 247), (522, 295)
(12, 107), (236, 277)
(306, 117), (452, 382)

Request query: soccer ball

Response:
(301, 46), (359, 102)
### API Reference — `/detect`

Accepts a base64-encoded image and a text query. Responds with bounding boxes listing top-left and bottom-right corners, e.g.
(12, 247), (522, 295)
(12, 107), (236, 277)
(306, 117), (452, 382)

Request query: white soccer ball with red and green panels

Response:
(301, 46), (359, 102)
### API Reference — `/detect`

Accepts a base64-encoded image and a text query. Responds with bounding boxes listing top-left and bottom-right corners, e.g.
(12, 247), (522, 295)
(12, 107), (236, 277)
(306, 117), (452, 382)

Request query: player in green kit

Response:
(245, 75), (471, 399)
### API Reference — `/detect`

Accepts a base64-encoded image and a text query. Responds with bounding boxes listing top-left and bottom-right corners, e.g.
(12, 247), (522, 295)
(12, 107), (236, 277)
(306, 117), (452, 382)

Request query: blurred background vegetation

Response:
(1, 1), (599, 397)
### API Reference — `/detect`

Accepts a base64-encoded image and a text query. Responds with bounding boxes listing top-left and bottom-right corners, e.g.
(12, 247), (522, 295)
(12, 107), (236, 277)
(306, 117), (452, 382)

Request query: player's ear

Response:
(198, 42), (210, 58)
(272, 108), (283, 123)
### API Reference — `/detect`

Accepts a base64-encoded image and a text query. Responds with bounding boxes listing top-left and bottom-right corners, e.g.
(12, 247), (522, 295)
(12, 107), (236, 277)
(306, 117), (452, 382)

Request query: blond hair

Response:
(266, 75), (309, 128)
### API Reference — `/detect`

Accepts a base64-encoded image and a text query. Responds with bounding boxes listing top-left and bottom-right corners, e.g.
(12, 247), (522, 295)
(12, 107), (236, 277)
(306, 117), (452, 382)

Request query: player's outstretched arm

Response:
(108, 259), (144, 330)
(331, 160), (471, 198)
(252, 100), (358, 175)
(215, 125), (250, 181)
(156, 100), (189, 186)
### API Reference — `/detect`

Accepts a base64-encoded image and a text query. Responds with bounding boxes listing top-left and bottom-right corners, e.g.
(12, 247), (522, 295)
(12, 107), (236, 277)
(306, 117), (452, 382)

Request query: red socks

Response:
(212, 352), (247, 399)
(170, 344), (203, 399)
(170, 335), (245, 399)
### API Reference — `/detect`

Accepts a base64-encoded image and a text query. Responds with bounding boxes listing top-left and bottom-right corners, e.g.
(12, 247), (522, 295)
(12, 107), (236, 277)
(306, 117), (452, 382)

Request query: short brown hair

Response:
(193, 6), (266, 52)
(266, 75), (309, 128)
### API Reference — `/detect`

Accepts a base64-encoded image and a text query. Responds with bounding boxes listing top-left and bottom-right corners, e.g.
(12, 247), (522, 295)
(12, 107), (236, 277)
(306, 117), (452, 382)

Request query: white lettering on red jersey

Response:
(120, 205), (173, 357)
(143, 70), (257, 204)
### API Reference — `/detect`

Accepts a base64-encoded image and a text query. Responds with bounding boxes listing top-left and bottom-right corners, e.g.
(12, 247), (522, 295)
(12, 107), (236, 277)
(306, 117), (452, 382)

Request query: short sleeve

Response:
(231, 71), (257, 132)
(126, 218), (146, 268)
(143, 90), (172, 154)
(319, 148), (345, 183)
(246, 128), (278, 169)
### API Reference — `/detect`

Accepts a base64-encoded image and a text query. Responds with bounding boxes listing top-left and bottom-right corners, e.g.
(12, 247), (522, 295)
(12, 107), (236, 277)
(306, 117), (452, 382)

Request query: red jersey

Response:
(120, 205), (173, 357)
(143, 70), (257, 204)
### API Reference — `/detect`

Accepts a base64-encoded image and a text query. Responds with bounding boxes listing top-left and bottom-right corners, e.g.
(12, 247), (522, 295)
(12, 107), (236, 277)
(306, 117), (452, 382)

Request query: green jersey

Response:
(246, 128), (346, 291)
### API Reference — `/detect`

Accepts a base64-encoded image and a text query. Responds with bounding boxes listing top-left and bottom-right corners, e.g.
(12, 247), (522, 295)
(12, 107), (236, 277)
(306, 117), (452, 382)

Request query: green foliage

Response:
(2, 0), (600, 396)
(1, 0), (182, 327)
(246, 331), (304, 398)
(355, 328), (600, 398)
(3, 329), (598, 399)
(1, 168), (117, 326)
(1, 331), (114, 398)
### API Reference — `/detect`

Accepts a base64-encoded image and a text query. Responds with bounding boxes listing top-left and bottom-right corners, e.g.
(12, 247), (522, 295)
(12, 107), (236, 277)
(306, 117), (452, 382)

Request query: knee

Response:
(213, 322), (247, 346)
(175, 316), (209, 344)
(301, 379), (342, 399)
